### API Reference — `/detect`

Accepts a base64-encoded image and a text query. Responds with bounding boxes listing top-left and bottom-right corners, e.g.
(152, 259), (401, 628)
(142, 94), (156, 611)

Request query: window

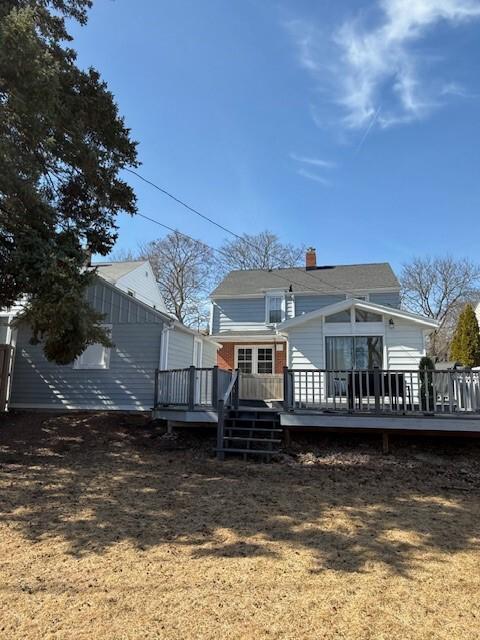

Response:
(355, 309), (382, 323)
(266, 294), (284, 324)
(257, 348), (273, 374)
(325, 336), (383, 370)
(235, 346), (274, 374)
(74, 326), (112, 370)
(325, 310), (351, 323)
(237, 348), (253, 374)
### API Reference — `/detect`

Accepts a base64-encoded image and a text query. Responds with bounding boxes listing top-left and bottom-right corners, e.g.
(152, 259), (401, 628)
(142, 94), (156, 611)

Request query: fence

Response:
(154, 366), (236, 411)
(239, 373), (283, 401)
(0, 345), (13, 412)
(283, 368), (480, 415)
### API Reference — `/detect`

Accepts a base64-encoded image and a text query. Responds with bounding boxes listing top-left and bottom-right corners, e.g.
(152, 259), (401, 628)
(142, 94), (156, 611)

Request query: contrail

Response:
(354, 104), (382, 155)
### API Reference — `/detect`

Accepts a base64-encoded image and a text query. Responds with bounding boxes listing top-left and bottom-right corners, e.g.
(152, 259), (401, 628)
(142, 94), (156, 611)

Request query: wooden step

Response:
(224, 436), (282, 443)
(215, 448), (279, 456)
(224, 426), (283, 433)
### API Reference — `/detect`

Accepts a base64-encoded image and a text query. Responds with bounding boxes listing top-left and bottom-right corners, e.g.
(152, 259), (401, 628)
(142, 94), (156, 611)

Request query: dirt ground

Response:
(0, 411), (479, 640)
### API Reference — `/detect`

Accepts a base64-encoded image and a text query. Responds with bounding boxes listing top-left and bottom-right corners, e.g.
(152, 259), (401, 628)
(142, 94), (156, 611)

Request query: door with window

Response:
(236, 346), (274, 375)
(236, 346), (282, 401)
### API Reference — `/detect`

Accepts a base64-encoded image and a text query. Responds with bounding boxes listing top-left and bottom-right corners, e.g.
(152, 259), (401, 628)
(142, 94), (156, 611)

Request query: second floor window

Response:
(267, 295), (283, 324)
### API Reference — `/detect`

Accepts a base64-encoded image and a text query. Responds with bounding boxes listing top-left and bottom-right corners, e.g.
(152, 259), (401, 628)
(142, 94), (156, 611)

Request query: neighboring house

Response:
(209, 248), (437, 381)
(1, 261), (218, 411)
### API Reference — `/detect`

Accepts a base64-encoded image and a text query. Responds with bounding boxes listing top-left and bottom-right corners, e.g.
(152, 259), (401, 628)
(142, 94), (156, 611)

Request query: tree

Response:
(218, 231), (304, 273)
(400, 257), (480, 360)
(138, 232), (214, 328)
(419, 356), (435, 411)
(0, 0), (138, 364)
(450, 304), (480, 368)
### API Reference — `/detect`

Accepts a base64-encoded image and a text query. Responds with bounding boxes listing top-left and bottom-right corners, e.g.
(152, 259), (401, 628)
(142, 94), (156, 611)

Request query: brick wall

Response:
(217, 341), (286, 374)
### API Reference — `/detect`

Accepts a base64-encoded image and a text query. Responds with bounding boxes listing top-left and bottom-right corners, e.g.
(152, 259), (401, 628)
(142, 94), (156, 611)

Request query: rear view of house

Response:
(209, 248), (437, 401)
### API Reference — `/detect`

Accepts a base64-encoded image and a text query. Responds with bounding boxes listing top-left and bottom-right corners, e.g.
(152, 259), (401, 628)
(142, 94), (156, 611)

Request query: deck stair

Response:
(217, 407), (283, 460)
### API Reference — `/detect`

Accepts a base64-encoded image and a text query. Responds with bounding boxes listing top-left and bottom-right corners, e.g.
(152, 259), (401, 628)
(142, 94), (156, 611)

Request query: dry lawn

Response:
(0, 411), (479, 640)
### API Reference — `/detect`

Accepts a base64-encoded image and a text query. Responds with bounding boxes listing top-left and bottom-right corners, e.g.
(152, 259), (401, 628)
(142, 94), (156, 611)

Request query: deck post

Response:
(188, 365), (196, 411)
(233, 369), (240, 409)
(154, 368), (159, 409)
(373, 366), (381, 414)
(212, 365), (219, 409)
(382, 432), (390, 454)
(283, 366), (292, 411)
(216, 398), (225, 460)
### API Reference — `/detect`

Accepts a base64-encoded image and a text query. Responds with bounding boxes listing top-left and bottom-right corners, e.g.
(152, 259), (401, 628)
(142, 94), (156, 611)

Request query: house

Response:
(1, 261), (219, 412)
(209, 248), (438, 399)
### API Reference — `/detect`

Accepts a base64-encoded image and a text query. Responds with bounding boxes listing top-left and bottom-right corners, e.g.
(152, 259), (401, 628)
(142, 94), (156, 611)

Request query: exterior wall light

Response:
(389, 318), (395, 329)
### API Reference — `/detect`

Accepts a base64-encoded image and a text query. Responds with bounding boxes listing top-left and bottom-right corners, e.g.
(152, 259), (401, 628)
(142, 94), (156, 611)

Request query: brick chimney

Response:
(305, 247), (317, 270)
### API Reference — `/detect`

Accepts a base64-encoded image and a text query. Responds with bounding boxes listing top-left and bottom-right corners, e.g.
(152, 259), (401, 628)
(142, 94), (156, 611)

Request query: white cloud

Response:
(290, 153), (337, 168)
(287, 0), (480, 130)
(296, 168), (331, 186)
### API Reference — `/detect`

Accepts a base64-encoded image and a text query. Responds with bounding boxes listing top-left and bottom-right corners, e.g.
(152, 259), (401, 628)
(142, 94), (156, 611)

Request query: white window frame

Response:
(265, 291), (286, 325)
(73, 325), (112, 370)
(234, 345), (275, 375)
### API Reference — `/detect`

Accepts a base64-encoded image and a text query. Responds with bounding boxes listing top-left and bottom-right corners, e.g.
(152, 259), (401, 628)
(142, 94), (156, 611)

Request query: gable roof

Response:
(278, 298), (438, 331)
(93, 260), (147, 284)
(211, 263), (399, 297)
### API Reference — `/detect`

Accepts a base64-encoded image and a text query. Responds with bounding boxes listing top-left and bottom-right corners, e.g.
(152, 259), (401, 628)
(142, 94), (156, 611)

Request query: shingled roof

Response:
(211, 263), (399, 297)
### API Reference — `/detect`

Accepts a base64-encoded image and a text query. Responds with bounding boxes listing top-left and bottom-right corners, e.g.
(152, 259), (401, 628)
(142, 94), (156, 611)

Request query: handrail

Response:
(221, 370), (238, 404)
(284, 367), (480, 415)
(216, 369), (239, 460)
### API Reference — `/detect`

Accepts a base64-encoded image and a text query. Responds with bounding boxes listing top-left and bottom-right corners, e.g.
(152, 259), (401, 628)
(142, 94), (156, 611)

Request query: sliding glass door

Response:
(326, 336), (383, 370)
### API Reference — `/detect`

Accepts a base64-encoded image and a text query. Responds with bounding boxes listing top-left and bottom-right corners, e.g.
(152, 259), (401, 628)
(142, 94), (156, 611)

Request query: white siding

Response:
(476, 302), (480, 327)
(167, 329), (194, 369)
(117, 263), (168, 313)
(202, 341), (218, 368)
(385, 321), (426, 370)
(288, 318), (324, 369)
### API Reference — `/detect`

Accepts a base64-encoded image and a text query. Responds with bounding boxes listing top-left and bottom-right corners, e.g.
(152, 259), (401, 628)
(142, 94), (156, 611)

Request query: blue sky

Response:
(70, 0), (480, 273)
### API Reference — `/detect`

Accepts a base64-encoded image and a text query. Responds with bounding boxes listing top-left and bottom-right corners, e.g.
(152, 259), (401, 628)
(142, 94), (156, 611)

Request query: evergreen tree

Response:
(0, 1), (138, 364)
(450, 304), (480, 368)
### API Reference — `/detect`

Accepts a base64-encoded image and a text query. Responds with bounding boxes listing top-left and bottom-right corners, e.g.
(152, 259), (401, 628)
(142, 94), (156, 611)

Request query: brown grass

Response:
(0, 411), (479, 640)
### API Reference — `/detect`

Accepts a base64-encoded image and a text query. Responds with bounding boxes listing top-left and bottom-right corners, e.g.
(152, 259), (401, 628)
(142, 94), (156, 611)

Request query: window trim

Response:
(265, 291), (286, 325)
(234, 345), (275, 375)
(73, 325), (112, 370)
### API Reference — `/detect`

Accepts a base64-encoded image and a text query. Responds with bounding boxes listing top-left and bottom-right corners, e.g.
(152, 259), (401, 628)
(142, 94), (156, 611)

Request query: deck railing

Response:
(283, 367), (480, 415)
(154, 366), (238, 411)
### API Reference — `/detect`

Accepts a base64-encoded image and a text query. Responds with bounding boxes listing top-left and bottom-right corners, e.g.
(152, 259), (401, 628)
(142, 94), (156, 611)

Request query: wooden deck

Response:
(280, 411), (480, 434)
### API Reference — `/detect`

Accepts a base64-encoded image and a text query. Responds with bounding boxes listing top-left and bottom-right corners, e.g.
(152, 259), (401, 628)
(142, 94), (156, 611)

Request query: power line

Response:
(137, 212), (355, 298)
(128, 169), (359, 297)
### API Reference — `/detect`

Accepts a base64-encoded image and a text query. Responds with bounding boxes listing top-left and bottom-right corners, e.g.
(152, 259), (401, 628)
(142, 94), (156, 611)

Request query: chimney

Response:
(305, 247), (317, 270)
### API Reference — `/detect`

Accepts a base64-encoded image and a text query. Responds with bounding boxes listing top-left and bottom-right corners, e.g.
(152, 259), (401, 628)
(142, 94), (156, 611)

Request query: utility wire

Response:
(129, 169), (360, 297)
(137, 212), (358, 298)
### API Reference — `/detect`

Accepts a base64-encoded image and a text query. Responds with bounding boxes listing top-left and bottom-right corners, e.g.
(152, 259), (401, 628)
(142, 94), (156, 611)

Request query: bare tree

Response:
(400, 256), (480, 360)
(138, 231), (214, 328)
(218, 231), (304, 273)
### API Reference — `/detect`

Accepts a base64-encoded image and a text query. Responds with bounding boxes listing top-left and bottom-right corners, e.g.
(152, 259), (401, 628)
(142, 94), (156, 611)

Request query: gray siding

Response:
(369, 292), (401, 308)
(167, 329), (194, 369)
(86, 281), (163, 324)
(9, 279), (164, 410)
(0, 318), (9, 344)
(295, 295), (345, 316)
(212, 298), (265, 333)
(10, 322), (162, 410)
